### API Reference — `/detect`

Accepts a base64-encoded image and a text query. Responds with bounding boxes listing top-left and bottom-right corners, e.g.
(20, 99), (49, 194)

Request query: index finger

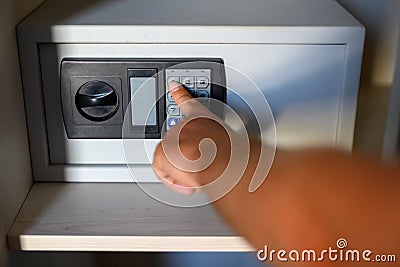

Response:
(168, 81), (209, 116)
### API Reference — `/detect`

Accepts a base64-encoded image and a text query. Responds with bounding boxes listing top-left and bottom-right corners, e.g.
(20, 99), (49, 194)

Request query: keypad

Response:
(165, 69), (211, 130)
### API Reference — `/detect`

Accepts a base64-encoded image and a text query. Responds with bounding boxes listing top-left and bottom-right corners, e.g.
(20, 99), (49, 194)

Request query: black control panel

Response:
(60, 58), (226, 139)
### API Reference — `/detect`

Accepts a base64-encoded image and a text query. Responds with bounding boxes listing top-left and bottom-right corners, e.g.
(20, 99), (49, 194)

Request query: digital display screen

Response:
(129, 77), (157, 126)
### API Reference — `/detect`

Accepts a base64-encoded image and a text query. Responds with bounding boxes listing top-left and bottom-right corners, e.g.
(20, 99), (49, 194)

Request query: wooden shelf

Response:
(8, 183), (252, 252)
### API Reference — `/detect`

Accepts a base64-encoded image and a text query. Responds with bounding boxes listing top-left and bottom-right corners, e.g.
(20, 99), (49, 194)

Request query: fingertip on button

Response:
(168, 81), (181, 92)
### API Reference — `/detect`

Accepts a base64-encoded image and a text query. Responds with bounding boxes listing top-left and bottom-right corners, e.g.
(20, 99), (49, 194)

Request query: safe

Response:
(17, 0), (365, 182)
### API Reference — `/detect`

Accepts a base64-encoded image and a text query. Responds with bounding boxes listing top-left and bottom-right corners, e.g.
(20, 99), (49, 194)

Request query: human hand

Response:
(152, 81), (233, 195)
(152, 83), (400, 267)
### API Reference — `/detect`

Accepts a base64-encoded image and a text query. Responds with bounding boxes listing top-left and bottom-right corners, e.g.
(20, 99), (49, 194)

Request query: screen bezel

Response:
(127, 68), (163, 138)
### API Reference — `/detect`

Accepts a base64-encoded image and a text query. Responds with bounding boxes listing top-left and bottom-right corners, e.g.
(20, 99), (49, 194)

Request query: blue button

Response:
(196, 90), (209, 98)
(168, 117), (180, 128)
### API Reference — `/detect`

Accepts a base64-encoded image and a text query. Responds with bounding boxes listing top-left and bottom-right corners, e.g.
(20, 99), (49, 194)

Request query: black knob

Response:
(75, 81), (118, 122)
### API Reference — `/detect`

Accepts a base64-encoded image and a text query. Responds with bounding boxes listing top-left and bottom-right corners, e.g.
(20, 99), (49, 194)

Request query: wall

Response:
(337, 0), (400, 155)
(383, 31), (400, 159)
(337, 0), (400, 88)
(0, 0), (44, 266)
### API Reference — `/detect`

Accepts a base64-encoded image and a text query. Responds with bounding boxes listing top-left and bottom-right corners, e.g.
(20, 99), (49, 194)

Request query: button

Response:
(196, 76), (209, 89)
(167, 76), (180, 84)
(182, 76), (195, 88)
(196, 90), (209, 98)
(167, 104), (180, 116)
(168, 117), (180, 128)
(167, 92), (175, 102)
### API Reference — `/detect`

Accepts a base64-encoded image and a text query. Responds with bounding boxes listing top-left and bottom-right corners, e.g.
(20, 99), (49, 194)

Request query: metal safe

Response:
(17, 0), (365, 182)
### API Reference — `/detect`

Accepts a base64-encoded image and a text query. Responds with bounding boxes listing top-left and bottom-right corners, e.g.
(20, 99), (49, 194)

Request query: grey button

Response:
(167, 104), (180, 116)
(167, 92), (175, 102)
(167, 76), (180, 85)
(196, 90), (209, 98)
(182, 76), (195, 88)
(196, 76), (209, 89)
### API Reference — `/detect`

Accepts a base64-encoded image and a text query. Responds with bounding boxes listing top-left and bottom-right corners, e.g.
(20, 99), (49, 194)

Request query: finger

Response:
(153, 143), (197, 194)
(154, 167), (195, 196)
(168, 81), (209, 116)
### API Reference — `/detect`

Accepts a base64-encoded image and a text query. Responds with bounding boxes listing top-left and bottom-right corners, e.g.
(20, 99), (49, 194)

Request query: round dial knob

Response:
(75, 81), (118, 122)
